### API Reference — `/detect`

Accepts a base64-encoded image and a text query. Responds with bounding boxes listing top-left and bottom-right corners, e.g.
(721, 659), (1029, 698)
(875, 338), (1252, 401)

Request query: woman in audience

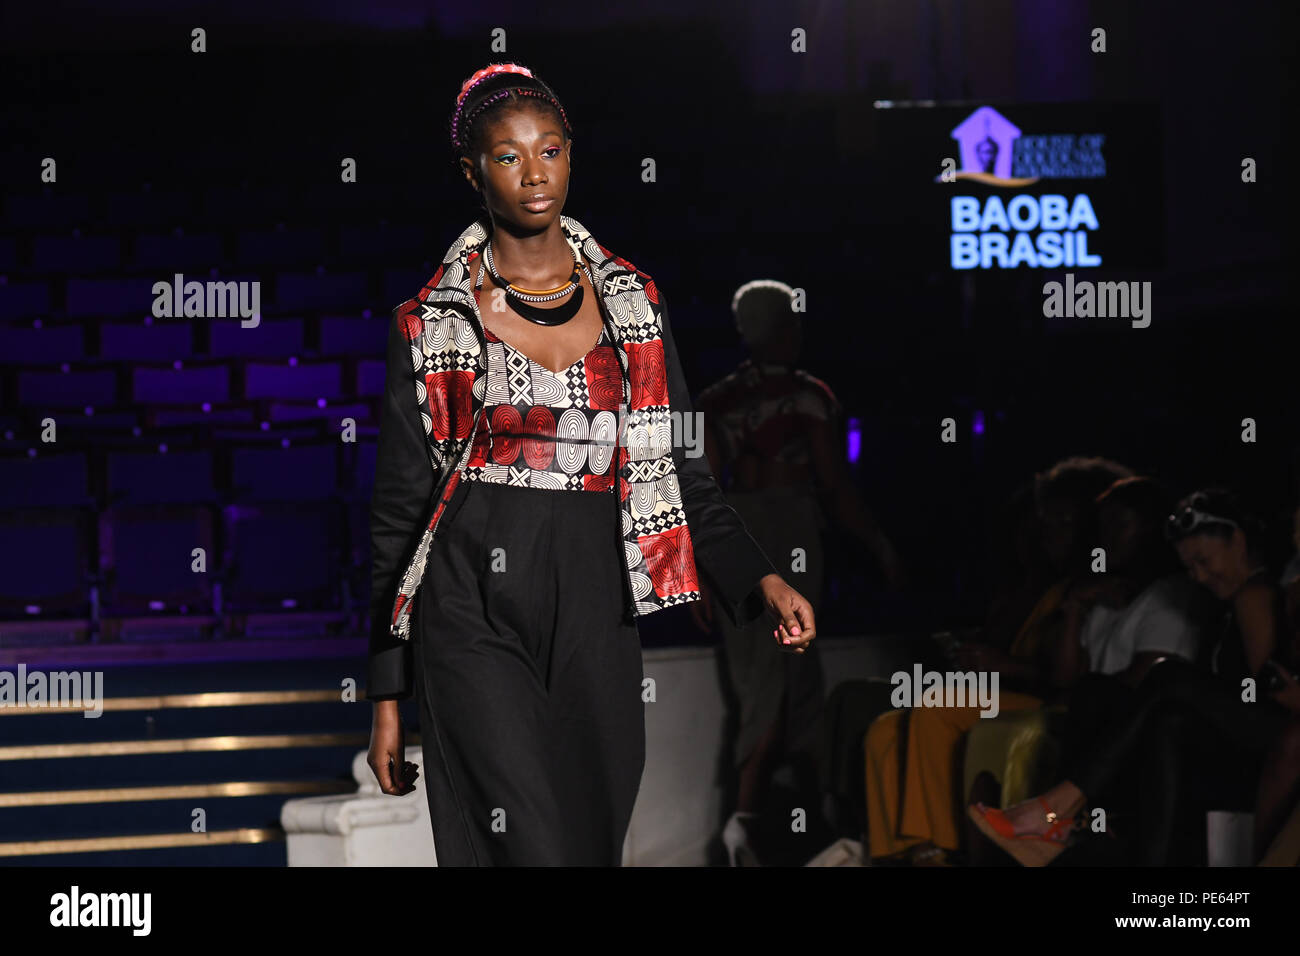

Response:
(971, 488), (1293, 866)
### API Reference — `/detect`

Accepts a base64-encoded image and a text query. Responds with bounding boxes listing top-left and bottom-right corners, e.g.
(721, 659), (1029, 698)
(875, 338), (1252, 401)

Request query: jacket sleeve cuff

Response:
(696, 538), (777, 628)
(366, 641), (413, 701)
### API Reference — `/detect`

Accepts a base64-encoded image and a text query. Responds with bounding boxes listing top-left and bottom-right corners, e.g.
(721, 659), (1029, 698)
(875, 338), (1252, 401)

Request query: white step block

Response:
(281, 746), (437, 866)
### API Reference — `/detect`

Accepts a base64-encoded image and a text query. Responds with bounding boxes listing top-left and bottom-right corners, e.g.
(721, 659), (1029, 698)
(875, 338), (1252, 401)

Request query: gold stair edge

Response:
(0, 827), (284, 857)
(0, 689), (350, 715)
(0, 732), (380, 761)
(0, 779), (357, 807)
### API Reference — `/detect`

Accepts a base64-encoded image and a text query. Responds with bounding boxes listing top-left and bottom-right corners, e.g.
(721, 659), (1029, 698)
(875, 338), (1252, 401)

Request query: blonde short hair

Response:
(731, 279), (797, 349)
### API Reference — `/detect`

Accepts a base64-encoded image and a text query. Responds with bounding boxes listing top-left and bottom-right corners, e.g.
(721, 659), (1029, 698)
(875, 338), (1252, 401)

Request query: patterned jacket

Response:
(367, 216), (777, 699)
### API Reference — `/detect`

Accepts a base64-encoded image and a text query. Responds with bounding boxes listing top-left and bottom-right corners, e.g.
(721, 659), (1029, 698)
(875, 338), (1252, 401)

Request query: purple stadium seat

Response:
(18, 368), (118, 407)
(344, 497), (370, 612)
(212, 424), (322, 445)
(55, 409), (141, 438)
(132, 363), (231, 404)
(267, 401), (372, 425)
(107, 449), (217, 504)
(237, 228), (327, 268)
(243, 359), (342, 400)
(201, 187), (293, 226)
(355, 358), (385, 397)
(65, 277), (157, 317)
(97, 504), (217, 620)
(318, 315), (384, 355)
(0, 508), (93, 624)
(4, 192), (92, 229)
(152, 404), (257, 427)
(208, 318), (304, 358)
(32, 234), (121, 272)
(106, 189), (196, 227)
(0, 281), (52, 320)
(99, 320), (193, 361)
(338, 224), (426, 262)
(132, 232), (223, 271)
(0, 453), (91, 508)
(230, 441), (339, 501)
(351, 440), (377, 495)
(0, 322), (85, 363)
(382, 268), (431, 306)
(274, 271), (369, 311)
(220, 501), (346, 617)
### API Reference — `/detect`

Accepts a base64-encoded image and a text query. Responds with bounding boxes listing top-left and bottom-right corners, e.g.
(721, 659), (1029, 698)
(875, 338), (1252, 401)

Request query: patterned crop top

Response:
(462, 324), (625, 493)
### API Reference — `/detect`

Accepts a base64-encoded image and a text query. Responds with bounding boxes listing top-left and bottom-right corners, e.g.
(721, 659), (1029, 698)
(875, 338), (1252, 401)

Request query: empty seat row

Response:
(0, 268), (433, 318)
(0, 500), (374, 630)
(0, 315), (389, 362)
(9, 357), (386, 407)
(3, 183), (418, 229)
(0, 443), (379, 508)
(9, 223), (436, 274)
(0, 272), (368, 318)
(2, 412), (376, 457)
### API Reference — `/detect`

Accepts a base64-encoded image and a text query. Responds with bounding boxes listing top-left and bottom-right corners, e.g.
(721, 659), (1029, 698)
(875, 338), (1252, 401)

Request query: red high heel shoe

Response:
(967, 797), (1076, 867)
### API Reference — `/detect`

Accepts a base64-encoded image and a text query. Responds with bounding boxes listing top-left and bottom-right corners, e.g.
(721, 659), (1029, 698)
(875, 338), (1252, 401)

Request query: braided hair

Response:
(450, 62), (574, 191)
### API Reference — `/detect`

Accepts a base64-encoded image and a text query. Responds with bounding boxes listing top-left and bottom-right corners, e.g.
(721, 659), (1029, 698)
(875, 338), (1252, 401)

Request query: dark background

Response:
(2, 0), (1296, 640)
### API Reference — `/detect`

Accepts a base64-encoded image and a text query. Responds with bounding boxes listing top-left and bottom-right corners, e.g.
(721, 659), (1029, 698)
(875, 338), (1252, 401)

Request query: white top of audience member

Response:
(1080, 572), (1213, 675)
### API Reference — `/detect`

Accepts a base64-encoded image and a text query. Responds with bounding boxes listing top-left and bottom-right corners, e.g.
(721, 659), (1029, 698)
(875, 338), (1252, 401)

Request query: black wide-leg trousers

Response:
(411, 477), (646, 866)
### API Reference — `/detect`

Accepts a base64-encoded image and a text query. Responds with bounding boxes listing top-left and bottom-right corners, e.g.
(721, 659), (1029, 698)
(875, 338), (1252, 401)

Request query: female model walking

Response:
(364, 63), (819, 866)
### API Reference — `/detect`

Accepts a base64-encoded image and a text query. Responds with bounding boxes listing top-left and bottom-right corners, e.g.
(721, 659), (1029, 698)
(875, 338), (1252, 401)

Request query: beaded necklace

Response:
(480, 238), (584, 326)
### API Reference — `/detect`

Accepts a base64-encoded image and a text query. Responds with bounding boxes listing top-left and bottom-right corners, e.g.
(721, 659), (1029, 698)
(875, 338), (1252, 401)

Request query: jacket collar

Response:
(416, 214), (641, 375)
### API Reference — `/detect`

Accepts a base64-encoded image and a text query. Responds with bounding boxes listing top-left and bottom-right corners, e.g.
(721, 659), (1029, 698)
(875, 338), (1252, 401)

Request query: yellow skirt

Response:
(864, 691), (1042, 857)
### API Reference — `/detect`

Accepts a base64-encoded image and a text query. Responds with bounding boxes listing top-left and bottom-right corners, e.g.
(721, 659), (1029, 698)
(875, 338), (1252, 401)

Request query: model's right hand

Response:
(368, 699), (419, 795)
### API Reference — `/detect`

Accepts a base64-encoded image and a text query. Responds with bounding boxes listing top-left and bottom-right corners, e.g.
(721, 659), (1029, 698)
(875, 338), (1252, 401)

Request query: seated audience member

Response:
(864, 457), (1134, 864)
(1051, 477), (1216, 695)
(972, 488), (1293, 866)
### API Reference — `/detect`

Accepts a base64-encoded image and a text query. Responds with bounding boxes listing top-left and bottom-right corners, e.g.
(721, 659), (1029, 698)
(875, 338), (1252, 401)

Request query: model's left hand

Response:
(758, 573), (816, 654)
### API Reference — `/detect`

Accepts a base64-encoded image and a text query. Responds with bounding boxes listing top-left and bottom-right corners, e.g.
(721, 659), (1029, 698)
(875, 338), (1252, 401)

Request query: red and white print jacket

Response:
(367, 215), (777, 700)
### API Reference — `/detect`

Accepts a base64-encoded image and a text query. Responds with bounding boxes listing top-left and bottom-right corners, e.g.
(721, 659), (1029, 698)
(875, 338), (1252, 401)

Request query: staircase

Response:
(0, 647), (398, 865)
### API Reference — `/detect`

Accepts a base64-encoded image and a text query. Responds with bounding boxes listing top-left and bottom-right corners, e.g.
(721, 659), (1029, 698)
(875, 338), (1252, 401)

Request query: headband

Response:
(456, 63), (534, 108)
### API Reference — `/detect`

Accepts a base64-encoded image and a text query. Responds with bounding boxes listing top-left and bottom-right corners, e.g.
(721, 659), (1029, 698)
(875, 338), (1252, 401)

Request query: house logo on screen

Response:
(946, 106), (1106, 186)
